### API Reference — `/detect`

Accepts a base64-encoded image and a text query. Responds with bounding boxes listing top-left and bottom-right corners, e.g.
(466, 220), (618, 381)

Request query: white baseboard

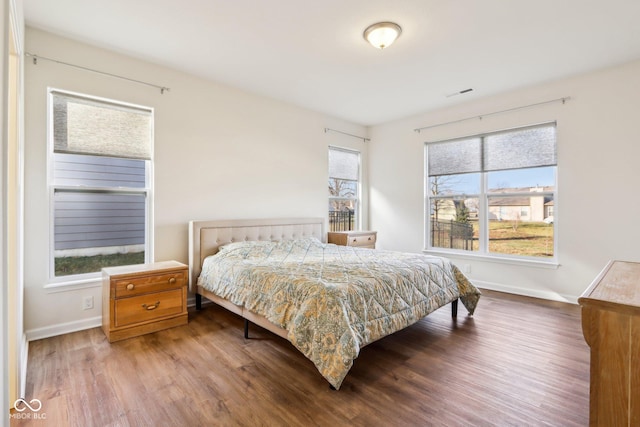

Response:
(25, 297), (209, 342)
(474, 279), (578, 304)
(25, 316), (102, 342)
(19, 297), (210, 391)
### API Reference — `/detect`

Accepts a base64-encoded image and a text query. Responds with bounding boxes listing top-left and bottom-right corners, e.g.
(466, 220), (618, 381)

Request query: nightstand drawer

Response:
(114, 288), (184, 328)
(114, 270), (186, 298)
(328, 231), (377, 249)
(349, 233), (376, 247)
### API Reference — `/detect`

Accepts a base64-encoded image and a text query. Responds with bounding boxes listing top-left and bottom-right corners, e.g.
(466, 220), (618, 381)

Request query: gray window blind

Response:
(484, 126), (556, 171)
(428, 137), (482, 177)
(329, 147), (359, 181)
(428, 124), (556, 177)
(52, 91), (152, 160)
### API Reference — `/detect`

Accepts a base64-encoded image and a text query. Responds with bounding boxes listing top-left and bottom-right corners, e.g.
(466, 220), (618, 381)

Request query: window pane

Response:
(328, 200), (357, 232)
(429, 197), (478, 251)
(54, 153), (146, 188)
(328, 147), (360, 231)
(488, 195), (554, 258)
(429, 173), (480, 196)
(488, 166), (555, 191)
(329, 178), (357, 198)
(54, 191), (146, 276)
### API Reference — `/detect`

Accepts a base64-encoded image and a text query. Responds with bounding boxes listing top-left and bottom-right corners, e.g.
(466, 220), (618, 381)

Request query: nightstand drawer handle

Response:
(126, 283), (135, 291)
(142, 301), (160, 311)
(368, 237), (372, 240)
(168, 277), (176, 284)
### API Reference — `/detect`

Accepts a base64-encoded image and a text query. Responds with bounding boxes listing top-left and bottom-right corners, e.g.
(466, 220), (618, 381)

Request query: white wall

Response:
(369, 59), (640, 302)
(23, 28), (367, 337)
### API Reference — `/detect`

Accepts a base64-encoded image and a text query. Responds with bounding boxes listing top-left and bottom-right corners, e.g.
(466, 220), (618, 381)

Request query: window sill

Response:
(422, 249), (559, 270)
(44, 276), (102, 293)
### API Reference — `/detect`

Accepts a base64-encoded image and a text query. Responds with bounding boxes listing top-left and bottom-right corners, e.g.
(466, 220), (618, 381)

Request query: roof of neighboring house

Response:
(488, 186), (554, 194)
(489, 197), (530, 207)
(486, 186), (554, 208)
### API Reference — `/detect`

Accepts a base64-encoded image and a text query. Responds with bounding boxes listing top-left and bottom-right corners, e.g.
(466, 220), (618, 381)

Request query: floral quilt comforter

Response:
(197, 237), (480, 389)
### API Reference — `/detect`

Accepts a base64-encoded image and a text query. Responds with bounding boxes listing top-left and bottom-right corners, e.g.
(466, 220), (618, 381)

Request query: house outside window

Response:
(49, 89), (153, 278)
(328, 146), (360, 232)
(425, 123), (556, 260)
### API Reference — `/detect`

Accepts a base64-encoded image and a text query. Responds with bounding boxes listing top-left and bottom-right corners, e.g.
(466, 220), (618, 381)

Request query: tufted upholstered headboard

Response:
(188, 217), (325, 290)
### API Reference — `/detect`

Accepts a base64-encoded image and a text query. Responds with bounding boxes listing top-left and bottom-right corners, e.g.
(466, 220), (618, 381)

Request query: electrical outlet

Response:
(463, 264), (471, 273)
(82, 296), (94, 310)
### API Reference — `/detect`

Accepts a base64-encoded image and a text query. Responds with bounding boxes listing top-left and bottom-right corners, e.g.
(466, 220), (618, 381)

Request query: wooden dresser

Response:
(328, 230), (377, 249)
(102, 260), (188, 343)
(578, 260), (640, 426)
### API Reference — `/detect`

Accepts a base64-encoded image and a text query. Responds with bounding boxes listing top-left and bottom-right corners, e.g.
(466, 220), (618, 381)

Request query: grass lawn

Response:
(456, 220), (554, 257)
(55, 252), (145, 276)
(481, 220), (554, 257)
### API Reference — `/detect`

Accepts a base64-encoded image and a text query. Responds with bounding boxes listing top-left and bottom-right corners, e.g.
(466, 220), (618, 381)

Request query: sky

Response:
(432, 166), (555, 195)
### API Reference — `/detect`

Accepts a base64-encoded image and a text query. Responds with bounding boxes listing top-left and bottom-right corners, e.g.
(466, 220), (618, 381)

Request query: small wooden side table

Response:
(102, 260), (188, 343)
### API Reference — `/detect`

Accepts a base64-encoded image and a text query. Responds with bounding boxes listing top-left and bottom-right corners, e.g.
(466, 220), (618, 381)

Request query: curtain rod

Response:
(324, 127), (370, 142)
(414, 96), (570, 133)
(25, 52), (170, 94)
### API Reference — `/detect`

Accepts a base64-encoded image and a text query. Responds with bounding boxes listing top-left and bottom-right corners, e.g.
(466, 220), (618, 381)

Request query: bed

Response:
(189, 218), (480, 389)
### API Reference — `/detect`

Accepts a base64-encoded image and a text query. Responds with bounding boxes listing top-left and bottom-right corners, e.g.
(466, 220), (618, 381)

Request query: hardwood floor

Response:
(12, 290), (590, 426)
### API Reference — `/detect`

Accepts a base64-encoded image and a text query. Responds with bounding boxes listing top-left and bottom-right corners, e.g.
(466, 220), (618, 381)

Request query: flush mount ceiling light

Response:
(363, 21), (402, 49)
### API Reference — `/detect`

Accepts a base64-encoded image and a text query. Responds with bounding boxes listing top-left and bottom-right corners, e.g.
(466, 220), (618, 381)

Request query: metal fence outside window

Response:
(431, 219), (474, 250)
(329, 210), (354, 232)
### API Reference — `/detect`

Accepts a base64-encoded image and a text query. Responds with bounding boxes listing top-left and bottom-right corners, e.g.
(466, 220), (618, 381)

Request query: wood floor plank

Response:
(11, 290), (590, 426)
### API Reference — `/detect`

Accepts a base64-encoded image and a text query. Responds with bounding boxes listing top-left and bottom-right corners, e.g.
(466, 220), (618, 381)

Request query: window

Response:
(328, 147), (360, 231)
(425, 123), (556, 260)
(49, 89), (153, 278)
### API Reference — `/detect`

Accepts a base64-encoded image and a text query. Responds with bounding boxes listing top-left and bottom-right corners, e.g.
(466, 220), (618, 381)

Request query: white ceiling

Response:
(23, 0), (640, 126)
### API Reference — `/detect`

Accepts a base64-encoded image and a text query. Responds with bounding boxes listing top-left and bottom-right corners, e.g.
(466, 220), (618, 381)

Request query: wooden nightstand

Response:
(328, 231), (377, 249)
(102, 260), (188, 343)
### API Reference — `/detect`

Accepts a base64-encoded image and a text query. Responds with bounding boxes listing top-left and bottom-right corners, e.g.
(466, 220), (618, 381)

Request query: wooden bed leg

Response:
(195, 293), (202, 310)
(244, 319), (249, 339)
(452, 299), (458, 318)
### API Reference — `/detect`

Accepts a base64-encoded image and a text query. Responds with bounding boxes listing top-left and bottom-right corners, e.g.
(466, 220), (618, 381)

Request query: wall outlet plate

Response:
(82, 296), (94, 310)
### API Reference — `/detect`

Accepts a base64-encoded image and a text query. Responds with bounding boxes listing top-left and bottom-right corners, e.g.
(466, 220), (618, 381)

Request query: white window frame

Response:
(46, 88), (154, 285)
(328, 146), (361, 231)
(424, 123), (558, 266)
